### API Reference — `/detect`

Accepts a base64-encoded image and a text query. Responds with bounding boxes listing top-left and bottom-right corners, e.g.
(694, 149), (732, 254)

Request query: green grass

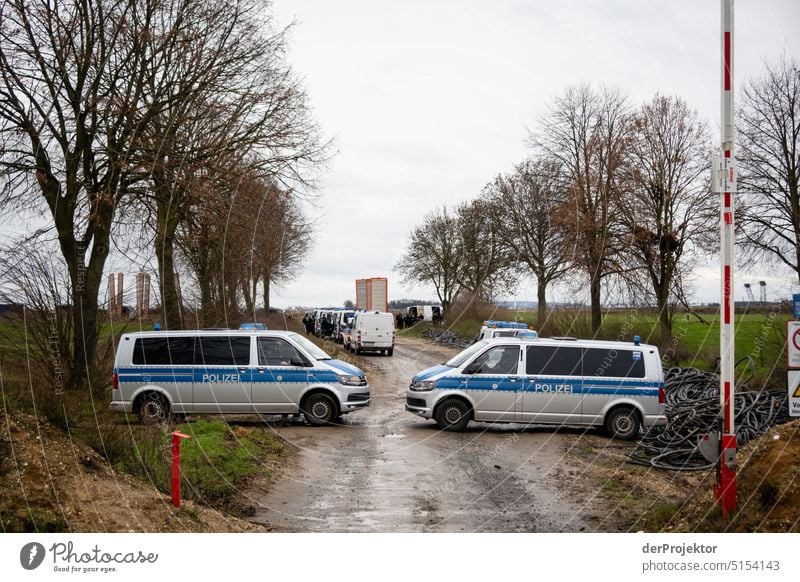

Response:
(174, 419), (288, 503)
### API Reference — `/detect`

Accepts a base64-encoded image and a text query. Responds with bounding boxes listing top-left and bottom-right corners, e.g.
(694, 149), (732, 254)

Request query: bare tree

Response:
(737, 56), (800, 283)
(395, 207), (463, 315)
(0, 0), (173, 387)
(454, 198), (515, 305)
(133, 0), (326, 330)
(491, 157), (571, 326)
(175, 163), (311, 326)
(532, 85), (630, 333)
(0, 0), (326, 379)
(620, 95), (714, 343)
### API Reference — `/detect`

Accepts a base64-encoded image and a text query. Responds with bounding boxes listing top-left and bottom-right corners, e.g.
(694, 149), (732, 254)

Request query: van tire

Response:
(138, 392), (170, 425)
(435, 398), (471, 432)
(302, 393), (338, 426)
(604, 407), (641, 440)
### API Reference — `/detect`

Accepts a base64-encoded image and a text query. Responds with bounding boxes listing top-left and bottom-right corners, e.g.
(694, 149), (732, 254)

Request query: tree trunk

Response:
(154, 208), (183, 331)
(262, 272), (271, 313)
(656, 285), (672, 346)
(590, 271), (602, 334)
(198, 267), (214, 328)
(536, 277), (548, 328)
(62, 222), (109, 393)
(242, 277), (254, 316)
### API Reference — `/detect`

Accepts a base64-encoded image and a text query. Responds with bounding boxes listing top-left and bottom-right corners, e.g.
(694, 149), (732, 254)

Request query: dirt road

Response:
(250, 336), (623, 532)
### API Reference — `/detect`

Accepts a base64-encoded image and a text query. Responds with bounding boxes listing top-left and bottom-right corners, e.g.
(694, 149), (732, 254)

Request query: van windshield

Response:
(289, 333), (331, 360)
(445, 340), (489, 368)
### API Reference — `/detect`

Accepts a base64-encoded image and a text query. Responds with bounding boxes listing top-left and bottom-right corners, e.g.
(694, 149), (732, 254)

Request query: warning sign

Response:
(789, 371), (800, 418)
(787, 322), (800, 368)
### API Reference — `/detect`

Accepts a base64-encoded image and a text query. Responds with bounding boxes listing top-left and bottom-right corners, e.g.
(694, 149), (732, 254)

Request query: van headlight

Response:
(338, 374), (364, 386)
(410, 380), (435, 391)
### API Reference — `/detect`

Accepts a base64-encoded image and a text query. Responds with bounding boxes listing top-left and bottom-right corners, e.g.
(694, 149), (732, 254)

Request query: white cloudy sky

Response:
(266, 0), (800, 309)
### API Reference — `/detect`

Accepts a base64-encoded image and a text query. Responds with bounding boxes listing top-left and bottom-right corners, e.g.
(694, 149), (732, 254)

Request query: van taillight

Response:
(658, 386), (665, 404)
(113, 372), (119, 390)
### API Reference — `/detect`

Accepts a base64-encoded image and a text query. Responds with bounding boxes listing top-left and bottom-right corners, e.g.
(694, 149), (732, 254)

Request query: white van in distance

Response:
(406, 335), (666, 439)
(345, 311), (395, 356)
(110, 329), (370, 425)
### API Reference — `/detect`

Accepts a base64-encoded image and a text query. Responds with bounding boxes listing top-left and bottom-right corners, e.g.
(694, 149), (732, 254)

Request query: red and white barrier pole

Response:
(715, 0), (737, 518)
(171, 431), (191, 508)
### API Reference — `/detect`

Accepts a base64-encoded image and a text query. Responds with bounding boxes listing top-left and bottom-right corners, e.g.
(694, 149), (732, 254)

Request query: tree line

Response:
(0, 0), (325, 390)
(396, 56), (800, 345)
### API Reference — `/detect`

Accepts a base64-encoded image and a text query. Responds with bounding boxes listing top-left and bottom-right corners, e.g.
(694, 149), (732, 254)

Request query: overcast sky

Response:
(265, 0), (800, 309)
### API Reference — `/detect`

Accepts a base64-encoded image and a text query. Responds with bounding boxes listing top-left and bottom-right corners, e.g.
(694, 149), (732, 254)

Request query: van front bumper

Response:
(405, 394), (433, 419)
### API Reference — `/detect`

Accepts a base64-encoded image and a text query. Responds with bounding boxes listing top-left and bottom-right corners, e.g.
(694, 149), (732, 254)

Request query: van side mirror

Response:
(463, 362), (480, 375)
(290, 357), (311, 367)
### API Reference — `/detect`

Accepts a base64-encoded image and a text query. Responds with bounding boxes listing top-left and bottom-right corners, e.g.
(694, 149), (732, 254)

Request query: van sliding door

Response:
(521, 345), (583, 424)
(193, 336), (252, 413)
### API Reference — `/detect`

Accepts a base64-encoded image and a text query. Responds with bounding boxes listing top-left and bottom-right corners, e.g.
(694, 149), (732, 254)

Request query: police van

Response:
(405, 335), (666, 439)
(110, 329), (370, 425)
(473, 320), (536, 342)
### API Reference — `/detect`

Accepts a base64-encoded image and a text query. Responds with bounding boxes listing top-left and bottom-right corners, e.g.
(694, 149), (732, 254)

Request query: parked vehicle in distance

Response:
(407, 305), (442, 322)
(332, 310), (356, 343)
(346, 310), (395, 356)
(110, 329), (370, 425)
(473, 320), (536, 342)
(406, 335), (665, 439)
(315, 309), (338, 338)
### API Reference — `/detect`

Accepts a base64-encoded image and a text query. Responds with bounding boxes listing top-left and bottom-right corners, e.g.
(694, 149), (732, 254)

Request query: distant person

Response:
(321, 317), (334, 338)
(303, 313), (314, 335)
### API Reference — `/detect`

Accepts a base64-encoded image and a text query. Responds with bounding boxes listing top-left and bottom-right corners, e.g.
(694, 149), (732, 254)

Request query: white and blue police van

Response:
(406, 335), (666, 439)
(473, 320), (537, 342)
(110, 329), (370, 425)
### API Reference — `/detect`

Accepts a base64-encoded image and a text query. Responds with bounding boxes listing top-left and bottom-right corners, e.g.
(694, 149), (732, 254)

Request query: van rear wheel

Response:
(302, 393), (338, 426)
(605, 407), (641, 440)
(138, 392), (170, 425)
(435, 398), (471, 432)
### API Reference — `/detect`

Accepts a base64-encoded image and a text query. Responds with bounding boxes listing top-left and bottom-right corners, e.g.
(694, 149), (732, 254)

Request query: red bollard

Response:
(171, 431), (191, 507)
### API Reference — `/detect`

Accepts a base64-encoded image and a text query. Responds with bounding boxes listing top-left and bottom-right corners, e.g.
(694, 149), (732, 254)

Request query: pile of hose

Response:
(421, 327), (472, 349)
(628, 365), (792, 470)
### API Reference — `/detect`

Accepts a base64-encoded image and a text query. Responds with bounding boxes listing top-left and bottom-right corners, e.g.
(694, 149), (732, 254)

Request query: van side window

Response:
(526, 345), (582, 376)
(257, 337), (307, 366)
(133, 337), (194, 365)
(582, 348), (645, 378)
(196, 336), (251, 366)
(470, 346), (520, 375)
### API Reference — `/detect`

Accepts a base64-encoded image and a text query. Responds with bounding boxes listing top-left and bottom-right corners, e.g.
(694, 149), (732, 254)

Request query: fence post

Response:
(171, 431), (191, 507)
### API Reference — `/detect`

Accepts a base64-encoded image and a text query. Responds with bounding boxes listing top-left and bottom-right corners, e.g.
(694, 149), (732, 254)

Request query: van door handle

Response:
(256, 368), (266, 373)
(508, 378), (518, 383)
(238, 367), (248, 374)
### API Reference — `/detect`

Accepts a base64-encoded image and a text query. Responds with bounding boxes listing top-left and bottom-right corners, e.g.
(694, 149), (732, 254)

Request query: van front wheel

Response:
(138, 392), (170, 425)
(605, 407), (641, 440)
(435, 398), (471, 432)
(302, 393), (338, 426)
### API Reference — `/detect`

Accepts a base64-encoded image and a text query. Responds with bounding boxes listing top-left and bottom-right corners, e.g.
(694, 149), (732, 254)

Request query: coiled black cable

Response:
(628, 365), (791, 470)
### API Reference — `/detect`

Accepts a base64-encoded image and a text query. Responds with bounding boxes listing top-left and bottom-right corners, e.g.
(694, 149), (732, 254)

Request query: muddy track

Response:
(249, 336), (621, 532)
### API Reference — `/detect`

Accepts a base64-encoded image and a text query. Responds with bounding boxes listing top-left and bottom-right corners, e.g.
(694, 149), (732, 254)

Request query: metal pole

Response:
(171, 431), (191, 507)
(716, 0), (737, 518)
